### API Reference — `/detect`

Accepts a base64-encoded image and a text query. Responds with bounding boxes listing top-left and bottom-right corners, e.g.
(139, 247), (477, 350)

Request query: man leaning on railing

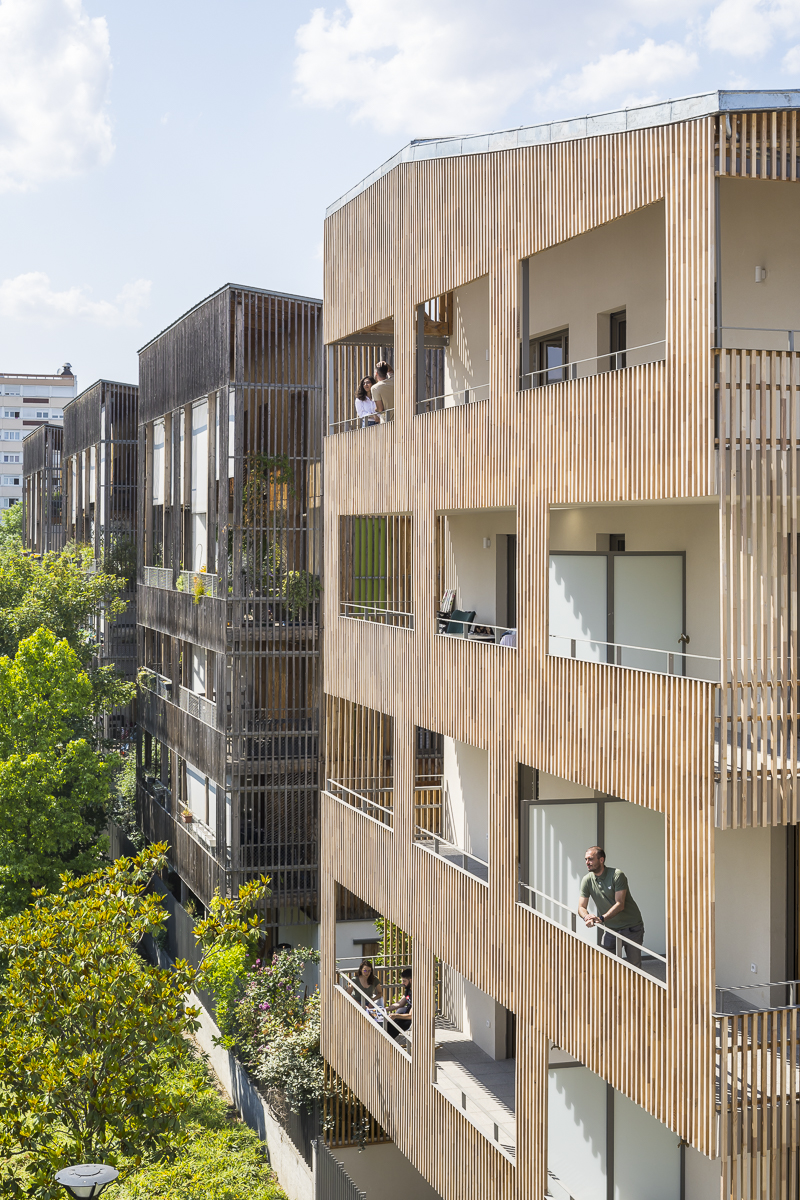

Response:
(578, 846), (645, 968)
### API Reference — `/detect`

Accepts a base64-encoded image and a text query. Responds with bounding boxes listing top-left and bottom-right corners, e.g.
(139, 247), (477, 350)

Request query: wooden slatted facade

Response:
(22, 424), (63, 553)
(321, 94), (800, 1200)
(136, 285), (324, 941)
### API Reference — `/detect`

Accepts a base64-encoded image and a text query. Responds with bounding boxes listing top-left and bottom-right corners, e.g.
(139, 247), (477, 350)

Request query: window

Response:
(1, 476), (20, 486)
(2, 454), (21, 464)
(3, 410), (20, 419)
(0, 498), (19, 509)
(530, 329), (569, 385)
(610, 309), (627, 370)
(50, 409), (63, 419)
(1, 431), (21, 441)
(35, 410), (49, 419)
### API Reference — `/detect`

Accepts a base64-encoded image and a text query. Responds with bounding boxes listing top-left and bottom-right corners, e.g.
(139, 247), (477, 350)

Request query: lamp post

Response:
(54, 1164), (119, 1198)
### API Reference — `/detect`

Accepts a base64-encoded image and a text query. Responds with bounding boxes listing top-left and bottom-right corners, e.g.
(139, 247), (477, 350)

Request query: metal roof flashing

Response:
(325, 89), (800, 218)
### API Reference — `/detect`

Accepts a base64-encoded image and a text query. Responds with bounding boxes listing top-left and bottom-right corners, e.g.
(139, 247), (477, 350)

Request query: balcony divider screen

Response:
(339, 514), (412, 627)
(325, 694), (393, 825)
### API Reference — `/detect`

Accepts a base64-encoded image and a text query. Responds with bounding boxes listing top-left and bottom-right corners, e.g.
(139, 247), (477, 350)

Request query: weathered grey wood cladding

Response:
(139, 688), (227, 783)
(22, 424), (64, 554)
(138, 586), (227, 653)
(138, 792), (223, 904)
(63, 381), (102, 458)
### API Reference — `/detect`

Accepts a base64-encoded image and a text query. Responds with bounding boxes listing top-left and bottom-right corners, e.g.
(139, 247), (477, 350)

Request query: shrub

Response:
(202, 941), (247, 1043)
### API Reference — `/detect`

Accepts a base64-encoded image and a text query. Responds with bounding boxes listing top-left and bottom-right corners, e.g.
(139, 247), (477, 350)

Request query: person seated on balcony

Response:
(355, 376), (382, 427)
(349, 959), (384, 1021)
(578, 846), (645, 968)
(500, 628), (517, 647)
(386, 968), (412, 1040)
(371, 361), (394, 418)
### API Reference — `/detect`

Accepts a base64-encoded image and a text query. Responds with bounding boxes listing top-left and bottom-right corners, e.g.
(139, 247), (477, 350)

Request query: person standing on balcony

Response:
(371, 361), (394, 420)
(355, 375), (381, 427)
(578, 846), (645, 968)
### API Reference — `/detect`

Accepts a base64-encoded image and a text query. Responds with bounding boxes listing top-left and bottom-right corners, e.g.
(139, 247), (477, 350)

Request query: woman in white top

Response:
(355, 375), (382, 427)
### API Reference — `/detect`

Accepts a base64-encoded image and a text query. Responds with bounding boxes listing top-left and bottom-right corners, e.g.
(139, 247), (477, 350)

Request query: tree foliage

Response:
(0, 629), (113, 914)
(0, 505), (22, 551)
(0, 846), (269, 1198)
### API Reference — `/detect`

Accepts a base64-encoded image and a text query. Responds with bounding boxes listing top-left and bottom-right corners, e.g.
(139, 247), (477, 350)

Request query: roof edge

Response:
(137, 283), (323, 357)
(63, 379), (138, 412)
(325, 88), (800, 218)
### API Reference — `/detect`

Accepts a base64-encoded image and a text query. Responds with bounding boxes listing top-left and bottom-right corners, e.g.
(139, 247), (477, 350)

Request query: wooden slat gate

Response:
(314, 1140), (366, 1200)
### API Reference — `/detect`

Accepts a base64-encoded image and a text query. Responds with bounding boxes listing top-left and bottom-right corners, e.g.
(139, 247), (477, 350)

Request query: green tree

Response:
(0, 629), (114, 914)
(0, 846), (269, 1199)
(0, 504), (22, 551)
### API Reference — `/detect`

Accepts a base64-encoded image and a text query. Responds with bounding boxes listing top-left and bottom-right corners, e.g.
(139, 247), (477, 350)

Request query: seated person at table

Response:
(349, 959), (384, 1019)
(387, 968), (412, 1040)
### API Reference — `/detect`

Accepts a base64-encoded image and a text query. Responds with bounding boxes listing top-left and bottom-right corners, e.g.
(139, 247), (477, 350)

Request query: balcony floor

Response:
(434, 1018), (515, 1158)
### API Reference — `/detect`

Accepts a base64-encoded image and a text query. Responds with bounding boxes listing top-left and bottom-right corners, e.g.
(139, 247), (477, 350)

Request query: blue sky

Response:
(1, 0), (799, 385)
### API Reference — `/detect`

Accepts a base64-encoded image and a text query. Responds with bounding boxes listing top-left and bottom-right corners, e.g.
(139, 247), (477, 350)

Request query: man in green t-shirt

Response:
(578, 845), (645, 968)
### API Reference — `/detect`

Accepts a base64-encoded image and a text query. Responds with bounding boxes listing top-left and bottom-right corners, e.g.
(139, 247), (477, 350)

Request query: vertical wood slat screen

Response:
(414, 726), (444, 836)
(717, 348), (800, 828)
(22, 425), (64, 554)
(323, 1061), (390, 1149)
(339, 515), (413, 627)
(716, 112), (800, 180)
(717, 1010), (800, 1199)
(328, 337), (394, 433)
(325, 694), (393, 826)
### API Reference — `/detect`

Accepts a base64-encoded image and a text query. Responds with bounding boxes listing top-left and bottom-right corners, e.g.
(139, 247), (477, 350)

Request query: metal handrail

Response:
(433, 1059), (515, 1153)
(548, 632), (720, 682)
(178, 685), (216, 728)
(327, 778), (394, 820)
(437, 611), (517, 644)
(717, 326), (800, 351)
(714, 978), (800, 1015)
(417, 381), (491, 413)
(335, 969), (412, 1047)
(340, 601), (413, 623)
(414, 826), (489, 880)
(517, 880), (667, 966)
(520, 339), (666, 388)
(329, 409), (395, 433)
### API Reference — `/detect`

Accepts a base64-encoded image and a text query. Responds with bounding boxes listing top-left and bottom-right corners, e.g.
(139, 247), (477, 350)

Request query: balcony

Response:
(434, 965), (515, 1161)
(548, 500), (720, 683)
(519, 201), (666, 391)
(335, 962), (412, 1060)
(415, 278), (489, 416)
(140, 668), (217, 730)
(339, 514), (413, 630)
(518, 765), (667, 984)
(142, 565), (224, 599)
(435, 508), (517, 648)
(414, 728), (489, 884)
(326, 319), (394, 434)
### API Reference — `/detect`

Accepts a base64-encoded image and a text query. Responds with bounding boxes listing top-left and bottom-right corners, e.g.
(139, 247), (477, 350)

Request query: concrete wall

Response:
(334, 1143), (441, 1198)
(720, 177), (800, 349)
(442, 735), (489, 861)
(527, 201), (666, 372)
(444, 274), (490, 398)
(335, 918), (382, 970)
(715, 825), (788, 991)
(549, 500), (720, 666)
(441, 508), (517, 627)
(463, 977), (508, 1060)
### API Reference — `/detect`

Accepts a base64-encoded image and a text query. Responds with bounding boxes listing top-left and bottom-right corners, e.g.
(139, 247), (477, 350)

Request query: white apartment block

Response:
(0, 365), (76, 509)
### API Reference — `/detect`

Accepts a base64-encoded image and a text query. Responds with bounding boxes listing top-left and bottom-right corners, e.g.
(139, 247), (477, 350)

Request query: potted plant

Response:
(180, 807), (193, 824)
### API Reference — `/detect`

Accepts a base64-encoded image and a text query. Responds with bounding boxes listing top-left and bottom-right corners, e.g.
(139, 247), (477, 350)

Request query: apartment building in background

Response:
(135, 285), (324, 949)
(0, 364), (75, 510)
(22, 424), (64, 553)
(320, 91), (800, 1200)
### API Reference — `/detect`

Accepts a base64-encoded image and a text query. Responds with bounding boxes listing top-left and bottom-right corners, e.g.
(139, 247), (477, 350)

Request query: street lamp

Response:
(54, 1164), (119, 1198)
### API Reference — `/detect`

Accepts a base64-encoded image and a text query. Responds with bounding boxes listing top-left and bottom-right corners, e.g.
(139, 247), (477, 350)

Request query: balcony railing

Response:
(142, 565), (224, 598)
(143, 565), (171, 590)
(414, 827), (489, 883)
(436, 611), (517, 646)
(432, 1030), (516, 1163)
(139, 667), (173, 701)
(328, 409), (394, 434)
(717, 325), (800, 352)
(327, 777), (394, 827)
(335, 966), (412, 1058)
(140, 772), (172, 813)
(242, 718), (318, 764)
(716, 978), (800, 1015)
(716, 1007), (800, 1156)
(339, 601), (413, 629)
(417, 381), (490, 414)
(178, 685), (216, 728)
(517, 880), (667, 984)
(520, 338), (666, 389)
(548, 632), (720, 682)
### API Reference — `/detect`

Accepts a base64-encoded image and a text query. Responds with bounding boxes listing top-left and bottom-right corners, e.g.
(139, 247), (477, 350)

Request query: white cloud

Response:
(294, 0), (540, 136)
(706, 0), (800, 57)
(0, 274), (151, 327)
(0, 0), (113, 192)
(784, 40), (800, 68)
(546, 38), (699, 110)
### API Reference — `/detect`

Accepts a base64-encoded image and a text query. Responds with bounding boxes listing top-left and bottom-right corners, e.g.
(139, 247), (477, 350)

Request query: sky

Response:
(1, 0), (799, 386)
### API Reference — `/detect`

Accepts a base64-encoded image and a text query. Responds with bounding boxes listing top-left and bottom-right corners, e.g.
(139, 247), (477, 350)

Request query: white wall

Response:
(442, 736), (489, 861)
(335, 1143), (441, 1200)
(278, 907), (320, 993)
(549, 500), (720, 669)
(530, 801), (598, 946)
(334, 918), (381, 970)
(528, 201), (666, 371)
(444, 274), (490, 399)
(605, 803), (666, 954)
(720, 177), (800, 349)
(548, 1065), (607, 1200)
(684, 1144), (722, 1198)
(462, 977), (508, 1060)
(613, 1091), (680, 1200)
(441, 508), (516, 627)
(715, 826), (787, 991)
